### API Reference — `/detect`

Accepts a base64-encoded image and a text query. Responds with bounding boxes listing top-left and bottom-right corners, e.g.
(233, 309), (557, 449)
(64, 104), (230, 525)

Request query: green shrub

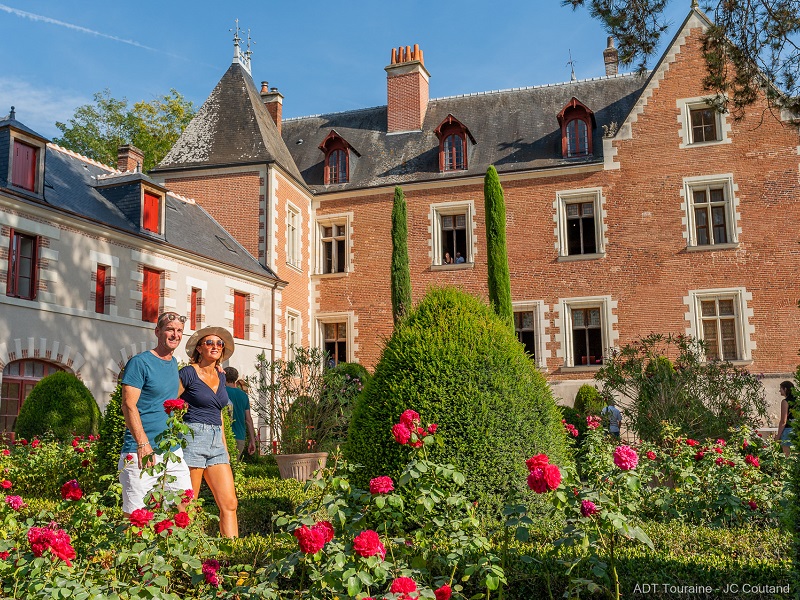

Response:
(15, 372), (100, 440)
(96, 382), (125, 476)
(573, 384), (604, 415)
(345, 287), (570, 515)
(222, 406), (244, 481)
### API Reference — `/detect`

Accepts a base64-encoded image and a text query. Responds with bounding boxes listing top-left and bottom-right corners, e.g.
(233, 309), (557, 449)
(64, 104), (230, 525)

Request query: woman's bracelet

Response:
(137, 441), (150, 449)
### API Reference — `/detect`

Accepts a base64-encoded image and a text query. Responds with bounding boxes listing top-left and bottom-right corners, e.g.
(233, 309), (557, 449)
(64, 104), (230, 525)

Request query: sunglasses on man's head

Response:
(203, 339), (225, 348)
(158, 313), (187, 325)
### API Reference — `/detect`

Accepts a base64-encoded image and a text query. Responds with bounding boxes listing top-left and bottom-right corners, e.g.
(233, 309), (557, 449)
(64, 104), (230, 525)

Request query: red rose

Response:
(174, 512), (190, 528)
(694, 451), (705, 461)
(18, 439), (27, 446)
(293, 525), (326, 554)
(154, 519), (174, 535)
(202, 559), (220, 587)
(71, 439), (79, 448)
(434, 583), (452, 600)
(399, 410), (420, 427)
(31, 439), (40, 449)
(81, 460), (90, 468)
(353, 529), (386, 558)
(715, 457), (724, 465)
(312, 520), (334, 543)
(392, 423), (411, 445)
(391, 577), (417, 593)
(61, 480), (83, 501)
(580, 500), (598, 517)
(75, 447), (85, 454)
(427, 423), (438, 434)
(129, 508), (154, 527)
(369, 476), (394, 495)
(163, 399), (187, 414)
(1, 449), (9, 456)
(526, 454), (549, 472)
(543, 464), (562, 490)
(125, 454), (134, 462)
(0, 552), (8, 560)
(714, 447), (723, 454)
(182, 489), (195, 503)
(1, 480), (12, 489)
(96, 510), (103, 517)
(527, 468), (548, 494)
(646, 451), (656, 460)
(47, 530), (76, 566)
(748, 500), (758, 511)
(716, 439), (726, 446)
(745, 454), (760, 468)
(27, 526), (54, 557)
(686, 439), (698, 447)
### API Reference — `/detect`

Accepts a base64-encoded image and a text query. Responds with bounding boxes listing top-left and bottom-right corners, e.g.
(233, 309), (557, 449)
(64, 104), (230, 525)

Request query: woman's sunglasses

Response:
(203, 340), (225, 348)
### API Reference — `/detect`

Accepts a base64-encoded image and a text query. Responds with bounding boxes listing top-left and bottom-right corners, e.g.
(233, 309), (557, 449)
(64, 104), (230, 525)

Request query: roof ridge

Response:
(283, 72), (647, 123)
(166, 190), (196, 205)
(48, 143), (119, 173)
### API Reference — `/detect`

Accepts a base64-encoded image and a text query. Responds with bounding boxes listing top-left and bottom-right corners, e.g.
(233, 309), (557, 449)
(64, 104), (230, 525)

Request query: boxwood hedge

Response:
(15, 371), (100, 440)
(345, 287), (570, 515)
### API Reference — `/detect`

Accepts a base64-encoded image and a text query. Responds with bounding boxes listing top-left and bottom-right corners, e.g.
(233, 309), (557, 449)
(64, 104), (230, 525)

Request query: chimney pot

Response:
(385, 43), (430, 133)
(260, 81), (269, 93)
(603, 36), (619, 76)
(117, 144), (145, 173)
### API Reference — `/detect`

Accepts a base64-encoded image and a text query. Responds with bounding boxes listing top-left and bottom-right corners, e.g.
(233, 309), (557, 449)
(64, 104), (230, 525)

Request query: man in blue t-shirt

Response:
(224, 367), (257, 459)
(119, 312), (192, 515)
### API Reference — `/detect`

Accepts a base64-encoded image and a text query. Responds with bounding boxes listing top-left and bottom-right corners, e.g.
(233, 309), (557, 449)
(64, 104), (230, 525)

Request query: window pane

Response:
(323, 240), (333, 273)
(336, 225), (346, 237)
(518, 330), (536, 358)
(702, 319), (719, 359)
(323, 226), (332, 238)
(710, 188), (724, 203)
(588, 308), (601, 327)
(324, 323), (336, 341)
(720, 319), (737, 359)
(442, 215), (452, 229)
(455, 214), (466, 228)
(336, 239), (346, 272)
(572, 310), (584, 327)
(24, 361), (34, 377)
(718, 299), (734, 315)
(701, 300), (717, 317)
(588, 328), (603, 363)
(582, 217), (597, 253)
(455, 230), (467, 260)
(693, 189), (707, 204)
(582, 202), (593, 216)
(566, 204), (579, 217)
(567, 219), (582, 255)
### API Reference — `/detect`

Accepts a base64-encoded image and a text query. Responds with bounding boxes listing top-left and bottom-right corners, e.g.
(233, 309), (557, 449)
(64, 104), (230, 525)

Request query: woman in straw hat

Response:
(178, 325), (239, 537)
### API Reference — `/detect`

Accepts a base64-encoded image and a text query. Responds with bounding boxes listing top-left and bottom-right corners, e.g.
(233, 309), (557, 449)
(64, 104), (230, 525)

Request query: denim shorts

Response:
(780, 427), (793, 448)
(182, 422), (229, 468)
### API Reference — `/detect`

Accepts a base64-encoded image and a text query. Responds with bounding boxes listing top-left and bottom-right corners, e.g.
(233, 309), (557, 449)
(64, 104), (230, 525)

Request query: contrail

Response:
(0, 3), (180, 57)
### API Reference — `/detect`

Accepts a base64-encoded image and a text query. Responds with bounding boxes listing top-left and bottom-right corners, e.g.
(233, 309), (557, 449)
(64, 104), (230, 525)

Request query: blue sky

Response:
(0, 1), (691, 140)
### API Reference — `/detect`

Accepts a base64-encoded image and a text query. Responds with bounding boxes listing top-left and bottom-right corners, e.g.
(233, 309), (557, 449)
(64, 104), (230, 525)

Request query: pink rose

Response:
(613, 445), (639, 471)
(586, 415), (601, 430)
(392, 423), (411, 445)
(580, 500), (598, 517)
(5, 495), (25, 511)
(369, 476), (395, 495)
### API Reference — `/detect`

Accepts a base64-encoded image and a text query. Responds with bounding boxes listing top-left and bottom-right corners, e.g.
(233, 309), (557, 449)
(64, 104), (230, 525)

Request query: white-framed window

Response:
(512, 300), (548, 369)
(678, 97), (731, 148)
(286, 204), (301, 269)
(315, 313), (353, 366)
(286, 308), (300, 361)
(430, 201), (475, 266)
(316, 215), (350, 275)
(555, 188), (605, 258)
(558, 296), (617, 368)
(682, 175), (738, 248)
(685, 288), (753, 362)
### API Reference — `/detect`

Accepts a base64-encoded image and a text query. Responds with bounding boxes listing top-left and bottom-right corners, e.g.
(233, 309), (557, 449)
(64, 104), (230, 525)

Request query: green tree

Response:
(563, 0), (800, 118)
(484, 166), (513, 328)
(54, 89), (195, 171)
(390, 186), (413, 325)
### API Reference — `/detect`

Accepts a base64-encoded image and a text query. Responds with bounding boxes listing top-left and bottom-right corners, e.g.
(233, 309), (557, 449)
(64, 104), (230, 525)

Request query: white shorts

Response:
(118, 448), (192, 514)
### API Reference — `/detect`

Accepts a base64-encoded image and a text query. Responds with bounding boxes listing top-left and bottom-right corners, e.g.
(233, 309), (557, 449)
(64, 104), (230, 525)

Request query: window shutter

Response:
(190, 288), (198, 330)
(143, 192), (161, 233)
(233, 292), (246, 339)
(142, 268), (160, 322)
(30, 236), (40, 300)
(12, 142), (36, 192)
(95, 266), (107, 314)
(6, 228), (15, 296)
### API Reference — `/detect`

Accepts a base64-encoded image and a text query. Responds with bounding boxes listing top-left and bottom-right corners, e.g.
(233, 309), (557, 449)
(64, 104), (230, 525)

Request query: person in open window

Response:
(455, 252), (465, 264)
(179, 326), (240, 537)
(443, 252), (453, 265)
(776, 381), (795, 458)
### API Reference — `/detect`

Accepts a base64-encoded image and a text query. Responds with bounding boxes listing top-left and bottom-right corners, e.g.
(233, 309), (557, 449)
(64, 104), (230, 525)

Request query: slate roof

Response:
(154, 62), (303, 182)
(12, 143), (278, 280)
(0, 115), (46, 141)
(281, 72), (648, 193)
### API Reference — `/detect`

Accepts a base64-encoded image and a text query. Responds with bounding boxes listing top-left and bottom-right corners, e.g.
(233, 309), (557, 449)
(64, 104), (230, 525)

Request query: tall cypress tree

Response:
(484, 166), (513, 329)
(391, 186), (412, 325)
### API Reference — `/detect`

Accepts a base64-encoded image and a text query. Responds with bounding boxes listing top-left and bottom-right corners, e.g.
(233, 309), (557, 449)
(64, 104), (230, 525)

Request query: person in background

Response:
(455, 252), (466, 264)
(600, 398), (622, 439)
(776, 380), (795, 458)
(224, 367), (257, 459)
(443, 252), (453, 265)
(179, 326), (239, 537)
(119, 312), (192, 516)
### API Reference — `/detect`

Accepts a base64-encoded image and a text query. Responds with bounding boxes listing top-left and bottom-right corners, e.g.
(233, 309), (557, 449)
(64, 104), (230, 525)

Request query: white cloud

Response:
(0, 78), (87, 139)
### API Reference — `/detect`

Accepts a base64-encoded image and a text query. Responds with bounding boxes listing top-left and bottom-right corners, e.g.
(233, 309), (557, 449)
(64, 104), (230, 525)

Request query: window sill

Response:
(285, 262), (303, 274)
(707, 359), (753, 366)
(557, 253), (605, 262)
(431, 262), (474, 272)
(312, 271), (349, 279)
(684, 139), (729, 147)
(561, 365), (604, 373)
(685, 242), (739, 252)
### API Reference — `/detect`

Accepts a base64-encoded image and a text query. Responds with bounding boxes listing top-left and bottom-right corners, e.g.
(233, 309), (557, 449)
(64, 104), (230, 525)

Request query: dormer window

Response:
(435, 115), (475, 172)
(142, 189), (163, 234)
(557, 98), (594, 159)
(319, 131), (358, 185)
(12, 141), (37, 191)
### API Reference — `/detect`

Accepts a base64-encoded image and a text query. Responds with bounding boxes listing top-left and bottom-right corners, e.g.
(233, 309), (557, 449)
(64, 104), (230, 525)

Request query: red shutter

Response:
(233, 292), (246, 339)
(142, 268), (160, 322)
(6, 228), (15, 296)
(12, 141), (36, 192)
(95, 266), (107, 314)
(190, 288), (198, 330)
(143, 192), (161, 233)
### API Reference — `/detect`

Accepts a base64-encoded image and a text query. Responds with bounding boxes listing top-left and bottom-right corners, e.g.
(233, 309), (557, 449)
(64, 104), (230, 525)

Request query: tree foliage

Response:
(563, 0), (800, 117)
(484, 166), (514, 329)
(53, 89), (196, 171)
(390, 186), (413, 325)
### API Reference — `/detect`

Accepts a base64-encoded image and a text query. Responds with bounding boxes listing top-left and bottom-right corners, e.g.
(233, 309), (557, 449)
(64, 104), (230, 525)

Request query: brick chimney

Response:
(603, 37), (619, 76)
(260, 81), (283, 135)
(117, 145), (144, 173)
(385, 44), (430, 133)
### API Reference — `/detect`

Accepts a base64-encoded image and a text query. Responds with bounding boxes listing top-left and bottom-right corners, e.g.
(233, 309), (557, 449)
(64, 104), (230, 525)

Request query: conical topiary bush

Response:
(15, 371), (100, 440)
(346, 287), (571, 514)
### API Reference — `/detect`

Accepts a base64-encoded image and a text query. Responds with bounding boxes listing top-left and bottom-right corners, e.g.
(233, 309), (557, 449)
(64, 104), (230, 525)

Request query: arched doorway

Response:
(0, 359), (63, 434)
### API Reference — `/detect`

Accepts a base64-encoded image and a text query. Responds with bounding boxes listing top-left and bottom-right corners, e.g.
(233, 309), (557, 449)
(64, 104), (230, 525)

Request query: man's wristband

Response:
(137, 442), (150, 449)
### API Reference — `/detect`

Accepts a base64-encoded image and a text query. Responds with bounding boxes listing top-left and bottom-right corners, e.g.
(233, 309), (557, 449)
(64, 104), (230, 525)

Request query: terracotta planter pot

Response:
(274, 452), (328, 482)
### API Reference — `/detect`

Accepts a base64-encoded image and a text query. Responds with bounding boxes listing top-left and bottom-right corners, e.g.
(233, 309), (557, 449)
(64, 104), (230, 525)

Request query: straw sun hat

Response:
(184, 326), (235, 361)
